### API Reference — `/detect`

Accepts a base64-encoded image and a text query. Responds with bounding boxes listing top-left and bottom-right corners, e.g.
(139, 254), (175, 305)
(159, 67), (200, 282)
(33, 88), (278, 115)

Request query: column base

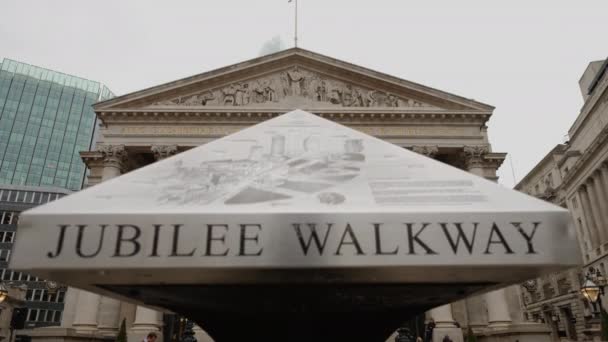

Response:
(486, 321), (512, 329)
(97, 327), (118, 337)
(432, 326), (464, 342)
(477, 322), (551, 342)
(72, 324), (99, 334)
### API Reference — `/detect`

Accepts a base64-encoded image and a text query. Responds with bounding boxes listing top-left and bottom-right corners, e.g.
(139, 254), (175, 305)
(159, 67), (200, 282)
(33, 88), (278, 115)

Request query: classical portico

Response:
(35, 48), (523, 341)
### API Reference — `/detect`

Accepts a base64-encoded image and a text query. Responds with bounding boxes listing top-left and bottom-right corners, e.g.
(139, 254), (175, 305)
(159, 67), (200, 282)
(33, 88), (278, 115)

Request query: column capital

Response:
(462, 145), (490, 169)
(151, 144), (179, 160)
(97, 144), (128, 172)
(411, 145), (439, 158)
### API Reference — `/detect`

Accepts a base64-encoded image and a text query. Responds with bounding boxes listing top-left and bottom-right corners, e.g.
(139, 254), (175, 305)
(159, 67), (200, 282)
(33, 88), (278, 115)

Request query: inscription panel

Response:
(113, 125), (479, 138)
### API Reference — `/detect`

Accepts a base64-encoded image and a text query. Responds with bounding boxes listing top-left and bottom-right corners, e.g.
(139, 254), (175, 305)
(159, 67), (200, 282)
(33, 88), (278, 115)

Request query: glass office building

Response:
(0, 185), (70, 329)
(0, 59), (113, 191)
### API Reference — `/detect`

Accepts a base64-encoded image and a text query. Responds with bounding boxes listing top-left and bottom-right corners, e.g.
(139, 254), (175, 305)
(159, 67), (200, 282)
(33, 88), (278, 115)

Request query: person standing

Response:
(143, 332), (158, 342)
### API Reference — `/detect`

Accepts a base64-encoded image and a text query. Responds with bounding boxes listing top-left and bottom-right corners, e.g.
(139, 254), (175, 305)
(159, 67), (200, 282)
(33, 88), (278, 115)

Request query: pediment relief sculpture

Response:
(152, 67), (437, 109)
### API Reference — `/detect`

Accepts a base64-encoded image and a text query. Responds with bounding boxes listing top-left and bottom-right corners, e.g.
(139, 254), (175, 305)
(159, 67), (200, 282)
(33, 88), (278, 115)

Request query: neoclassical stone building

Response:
(516, 58), (608, 341)
(31, 48), (552, 341)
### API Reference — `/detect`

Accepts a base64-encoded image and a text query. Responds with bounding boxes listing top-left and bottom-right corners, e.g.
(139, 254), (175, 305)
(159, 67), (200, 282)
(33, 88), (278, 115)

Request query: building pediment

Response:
(151, 66), (437, 109)
(94, 48), (494, 113)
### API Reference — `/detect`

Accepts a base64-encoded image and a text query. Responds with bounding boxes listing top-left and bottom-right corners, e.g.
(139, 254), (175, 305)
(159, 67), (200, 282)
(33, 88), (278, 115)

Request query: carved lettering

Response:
(293, 223), (333, 255)
(405, 223), (437, 255)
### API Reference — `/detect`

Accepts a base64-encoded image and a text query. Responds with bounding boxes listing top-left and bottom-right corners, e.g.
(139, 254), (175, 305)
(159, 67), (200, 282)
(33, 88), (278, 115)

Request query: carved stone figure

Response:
(351, 87), (365, 107)
(316, 81), (327, 102)
(287, 67), (305, 96)
(251, 81), (266, 103)
(367, 90), (378, 107)
(387, 93), (399, 107)
(234, 83), (249, 106)
(222, 84), (238, 105)
(200, 91), (216, 106)
(263, 80), (276, 102)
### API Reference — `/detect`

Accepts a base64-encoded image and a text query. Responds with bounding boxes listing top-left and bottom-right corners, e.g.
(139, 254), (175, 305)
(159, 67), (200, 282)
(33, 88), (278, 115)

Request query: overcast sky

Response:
(1, 0), (607, 187)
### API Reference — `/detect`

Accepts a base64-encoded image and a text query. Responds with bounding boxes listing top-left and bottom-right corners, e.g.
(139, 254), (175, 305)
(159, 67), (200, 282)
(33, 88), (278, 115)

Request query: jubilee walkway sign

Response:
(10, 110), (579, 341)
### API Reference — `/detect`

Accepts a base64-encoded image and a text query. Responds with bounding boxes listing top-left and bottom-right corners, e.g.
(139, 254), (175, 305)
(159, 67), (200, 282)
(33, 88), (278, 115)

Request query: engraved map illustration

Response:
(153, 126), (366, 206)
(75, 110), (504, 213)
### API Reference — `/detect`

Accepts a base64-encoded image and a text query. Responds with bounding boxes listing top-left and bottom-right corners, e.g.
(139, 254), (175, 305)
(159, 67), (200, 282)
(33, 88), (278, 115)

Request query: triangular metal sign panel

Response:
(10, 109), (578, 307)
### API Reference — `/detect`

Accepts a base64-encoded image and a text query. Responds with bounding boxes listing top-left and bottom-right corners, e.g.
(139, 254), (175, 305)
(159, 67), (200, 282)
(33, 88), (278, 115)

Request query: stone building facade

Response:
(516, 58), (608, 341)
(30, 48), (555, 341)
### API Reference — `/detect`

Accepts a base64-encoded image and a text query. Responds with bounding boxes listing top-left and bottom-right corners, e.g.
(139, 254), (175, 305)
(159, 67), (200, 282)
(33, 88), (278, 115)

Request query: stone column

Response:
(429, 304), (463, 342)
(485, 289), (512, 328)
(592, 170), (608, 237)
(78, 145), (127, 335)
(586, 178), (605, 247)
(97, 296), (122, 336)
(151, 144), (179, 161)
(99, 144), (127, 180)
(128, 306), (163, 341)
(72, 290), (101, 332)
(600, 163), (608, 195)
(60, 288), (79, 328)
(462, 146), (489, 177)
(579, 185), (600, 248)
(411, 145), (439, 159)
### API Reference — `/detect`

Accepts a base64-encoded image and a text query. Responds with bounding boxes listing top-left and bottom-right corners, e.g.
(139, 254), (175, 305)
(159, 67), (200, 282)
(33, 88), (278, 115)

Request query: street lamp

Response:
(581, 279), (602, 303)
(0, 283), (7, 303)
(581, 267), (607, 314)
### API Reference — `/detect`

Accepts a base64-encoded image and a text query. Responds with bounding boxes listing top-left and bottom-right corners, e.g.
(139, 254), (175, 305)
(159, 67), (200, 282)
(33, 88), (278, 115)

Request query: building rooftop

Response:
(0, 58), (113, 98)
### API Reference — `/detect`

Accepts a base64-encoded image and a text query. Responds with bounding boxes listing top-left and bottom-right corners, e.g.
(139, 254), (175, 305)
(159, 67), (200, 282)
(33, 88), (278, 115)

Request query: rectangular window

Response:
(53, 310), (61, 323)
(57, 290), (65, 303)
(3, 231), (14, 242)
(26, 289), (33, 301)
(41, 193), (50, 203)
(1, 212), (12, 224)
(39, 309), (47, 322)
(0, 249), (11, 261)
(28, 309), (38, 321)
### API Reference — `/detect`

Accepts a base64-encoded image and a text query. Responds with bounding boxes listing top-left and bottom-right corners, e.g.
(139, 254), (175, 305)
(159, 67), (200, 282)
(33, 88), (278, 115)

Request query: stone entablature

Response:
(561, 125), (608, 190)
(96, 108), (493, 125)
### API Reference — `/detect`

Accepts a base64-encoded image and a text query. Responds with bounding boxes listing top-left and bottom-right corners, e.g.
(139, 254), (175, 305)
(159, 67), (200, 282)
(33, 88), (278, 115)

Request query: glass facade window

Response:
(0, 186), (70, 329)
(0, 58), (113, 191)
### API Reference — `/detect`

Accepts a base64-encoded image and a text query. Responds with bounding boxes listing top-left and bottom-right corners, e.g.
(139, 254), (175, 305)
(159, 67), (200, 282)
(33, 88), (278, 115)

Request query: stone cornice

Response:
(80, 151), (104, 168)
(561, 125), (608, 189)
(569, 68), (608, 140)
(515, 144), (567, 190)
(94, 48), (494, 112)
(97, 108), (492, 125)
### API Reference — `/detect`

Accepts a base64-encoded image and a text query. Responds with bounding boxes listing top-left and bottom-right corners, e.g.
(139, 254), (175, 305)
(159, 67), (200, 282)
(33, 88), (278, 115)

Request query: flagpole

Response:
(294, 0), (298, 47)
